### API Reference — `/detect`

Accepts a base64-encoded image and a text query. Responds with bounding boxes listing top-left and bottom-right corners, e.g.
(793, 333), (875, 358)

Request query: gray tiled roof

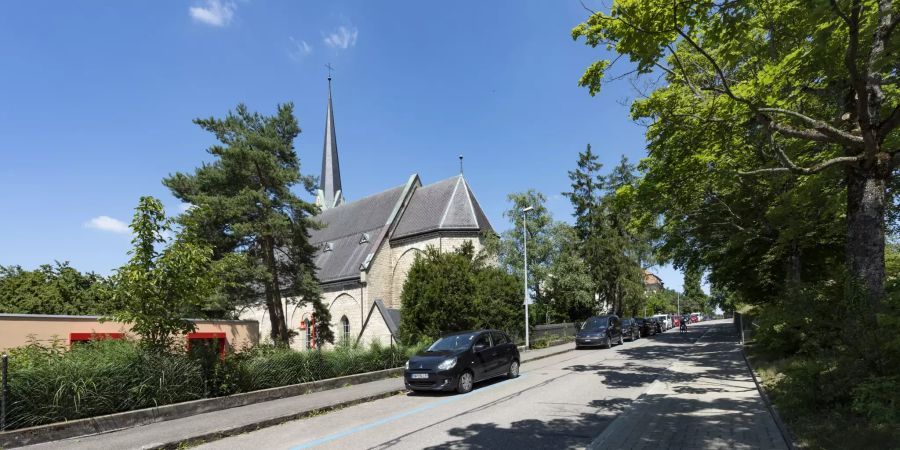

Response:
(309, 174), (493, 283)
(392, 175), (493, 240)
(374, 299), (401, 335)
(310, 183), (406, 283)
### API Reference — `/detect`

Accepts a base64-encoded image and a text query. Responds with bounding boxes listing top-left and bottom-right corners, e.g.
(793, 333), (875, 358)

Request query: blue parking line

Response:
(289, 374), (528, 450)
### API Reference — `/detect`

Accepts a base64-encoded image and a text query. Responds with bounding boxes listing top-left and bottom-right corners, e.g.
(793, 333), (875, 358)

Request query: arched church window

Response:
(340, 316), (350, 342)
(303, 318), (312, 349)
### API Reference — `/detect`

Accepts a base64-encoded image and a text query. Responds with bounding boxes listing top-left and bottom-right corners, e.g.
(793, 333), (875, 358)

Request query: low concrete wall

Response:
(0, 366), (403, 448)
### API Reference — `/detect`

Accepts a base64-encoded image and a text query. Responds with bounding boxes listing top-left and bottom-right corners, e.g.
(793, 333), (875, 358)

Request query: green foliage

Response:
(852, 376), (900, 432)
(398, 242), (523, 344)
(542, 223), (596, 322)
(5, 339), (204, 429)
(485, 191), (595, 323)
(164, 103), (326, 346)
(110, 197), (216, 352)
(564, 145), (646, 316)
(573, 0), (897, 303)
(0, 262), (112, 315)
(643, 289), (676, 316)
(4, 339), (411, 430)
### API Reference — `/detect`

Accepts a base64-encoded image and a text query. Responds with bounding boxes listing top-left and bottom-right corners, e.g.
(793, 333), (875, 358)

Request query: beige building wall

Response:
(358, 308), (394, 347)
(235, 233), (485, 350)
(0, 314), (259, 353)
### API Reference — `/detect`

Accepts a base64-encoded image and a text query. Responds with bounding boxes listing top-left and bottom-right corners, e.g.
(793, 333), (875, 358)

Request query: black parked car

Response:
(637, 318), (656, 337)
(576, 315), (623, 349)
(620, 317), (640, 341)
(652, 317), (664, 333)
(404, 330), (520, 394)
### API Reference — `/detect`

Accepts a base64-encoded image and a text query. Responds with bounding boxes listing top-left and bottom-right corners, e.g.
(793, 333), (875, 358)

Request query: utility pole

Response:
(522, 206), (533, 349)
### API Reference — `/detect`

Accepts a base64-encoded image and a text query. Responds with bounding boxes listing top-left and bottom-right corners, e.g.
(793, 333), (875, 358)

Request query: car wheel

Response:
(633, 331), (638, 341)
(456, 371), (474, 394)
(508, 360), (520, 379)
(605, 336), (611, 348)
(618, 334), (624, 345)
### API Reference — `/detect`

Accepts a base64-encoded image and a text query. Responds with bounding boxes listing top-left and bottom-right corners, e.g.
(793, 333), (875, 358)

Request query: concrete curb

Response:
(740, 348), (796, 450)
(0, 367), (403, 449)
(152, 389), (406, 450)
(519, 344), (575, 363)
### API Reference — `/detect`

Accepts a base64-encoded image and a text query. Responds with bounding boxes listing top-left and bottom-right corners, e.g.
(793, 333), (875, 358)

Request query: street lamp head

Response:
(521, 206), (534, 213)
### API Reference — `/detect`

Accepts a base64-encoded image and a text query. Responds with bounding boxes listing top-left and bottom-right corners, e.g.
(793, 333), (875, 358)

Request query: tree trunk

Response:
(263, 237), (290, 346)
(787, 239), (802, 286)
(846, 165), (887, 303)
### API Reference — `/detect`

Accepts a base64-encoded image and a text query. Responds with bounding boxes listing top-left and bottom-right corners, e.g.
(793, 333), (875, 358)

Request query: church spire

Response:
(316, 68), (343, 210)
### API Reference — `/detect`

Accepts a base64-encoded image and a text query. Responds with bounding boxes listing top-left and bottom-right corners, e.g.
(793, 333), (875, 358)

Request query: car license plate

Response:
(411, 373), (428, 379)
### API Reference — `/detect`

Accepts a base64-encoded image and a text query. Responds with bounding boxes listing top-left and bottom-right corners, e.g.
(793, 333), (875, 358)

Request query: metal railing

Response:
(2, 353), (7, 431)
(530, 322), (582, 342)
(734, 312), (756, 344)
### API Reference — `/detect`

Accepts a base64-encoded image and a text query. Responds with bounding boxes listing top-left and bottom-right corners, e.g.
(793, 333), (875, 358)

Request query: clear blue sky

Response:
(0, 1), (694, 292)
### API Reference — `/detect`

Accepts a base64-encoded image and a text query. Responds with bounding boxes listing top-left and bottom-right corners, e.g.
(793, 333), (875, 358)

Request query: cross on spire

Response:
(325, 63), (335, 80)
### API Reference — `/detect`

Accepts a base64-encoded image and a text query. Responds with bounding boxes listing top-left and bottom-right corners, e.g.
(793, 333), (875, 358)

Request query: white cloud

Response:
(84, 216), (130, 235)
(323, 26), (358, 49)
(189, 0), (236, 27)
(288, 36), (313, 61)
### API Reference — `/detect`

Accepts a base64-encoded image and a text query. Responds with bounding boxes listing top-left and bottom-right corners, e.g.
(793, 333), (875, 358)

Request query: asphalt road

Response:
(196, 322), (713, 450)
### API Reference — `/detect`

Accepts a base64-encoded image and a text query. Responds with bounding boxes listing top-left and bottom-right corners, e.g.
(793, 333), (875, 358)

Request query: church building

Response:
(241, 77), (494, 349)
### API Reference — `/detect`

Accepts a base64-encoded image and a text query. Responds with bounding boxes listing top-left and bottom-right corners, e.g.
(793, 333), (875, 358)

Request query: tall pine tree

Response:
(164, 103), (329, 346)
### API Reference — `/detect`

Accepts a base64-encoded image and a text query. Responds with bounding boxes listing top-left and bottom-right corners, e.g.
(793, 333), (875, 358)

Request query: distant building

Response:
(240, 77), (493, 349)
(643, 271), (664, 293)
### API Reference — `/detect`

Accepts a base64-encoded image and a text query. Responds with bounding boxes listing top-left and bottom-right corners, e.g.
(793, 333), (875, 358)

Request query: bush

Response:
(6, 339), (203, 429)
(852, 376), (900, 431)
(4, 338), (411, 430)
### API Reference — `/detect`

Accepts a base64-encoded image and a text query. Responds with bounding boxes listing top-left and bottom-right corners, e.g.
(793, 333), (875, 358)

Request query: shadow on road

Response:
(420, 322), (786, 450)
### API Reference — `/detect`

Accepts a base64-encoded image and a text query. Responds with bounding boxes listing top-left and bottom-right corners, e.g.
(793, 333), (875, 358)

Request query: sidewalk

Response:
(14, 340), (575, 449)
(590, 322), (790, 450)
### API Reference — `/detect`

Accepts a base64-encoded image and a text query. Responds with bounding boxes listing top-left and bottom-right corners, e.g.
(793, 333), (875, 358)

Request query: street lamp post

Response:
(522, 206), (533, 349)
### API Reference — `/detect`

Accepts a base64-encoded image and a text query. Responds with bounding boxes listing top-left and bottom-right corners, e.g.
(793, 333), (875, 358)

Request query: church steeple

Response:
(316, 71), (343, 210)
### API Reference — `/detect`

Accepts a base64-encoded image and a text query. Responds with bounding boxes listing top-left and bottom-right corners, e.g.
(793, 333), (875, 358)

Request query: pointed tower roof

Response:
(316, 75), (343, 209)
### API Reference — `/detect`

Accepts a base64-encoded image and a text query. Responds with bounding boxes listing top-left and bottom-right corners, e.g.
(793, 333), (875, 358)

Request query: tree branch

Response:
(758, 108), (866, 147)
(740, 151), (861, 175)
(880, 104), (900, 139)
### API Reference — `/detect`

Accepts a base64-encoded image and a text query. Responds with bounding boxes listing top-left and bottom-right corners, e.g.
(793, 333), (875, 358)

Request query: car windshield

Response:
(582, 317), (608, 330)
(427, 333), (478, 352)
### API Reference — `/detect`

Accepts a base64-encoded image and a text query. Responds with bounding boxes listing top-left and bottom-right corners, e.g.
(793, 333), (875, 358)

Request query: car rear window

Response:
(582, 317), (609, 330)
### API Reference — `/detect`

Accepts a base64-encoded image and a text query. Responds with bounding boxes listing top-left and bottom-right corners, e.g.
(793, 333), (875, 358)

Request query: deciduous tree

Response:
(110, 197), (216, 351)
(573, 0), (899, 305)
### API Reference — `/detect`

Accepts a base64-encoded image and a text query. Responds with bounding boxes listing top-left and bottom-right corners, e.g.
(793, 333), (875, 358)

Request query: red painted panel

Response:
(186, 332), (227, 358)
(69, 332), (124, 343)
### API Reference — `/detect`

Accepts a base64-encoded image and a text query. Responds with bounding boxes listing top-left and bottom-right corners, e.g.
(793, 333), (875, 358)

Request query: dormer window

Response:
(359, 233), (370, 244)
(322, 242), (334, 252)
